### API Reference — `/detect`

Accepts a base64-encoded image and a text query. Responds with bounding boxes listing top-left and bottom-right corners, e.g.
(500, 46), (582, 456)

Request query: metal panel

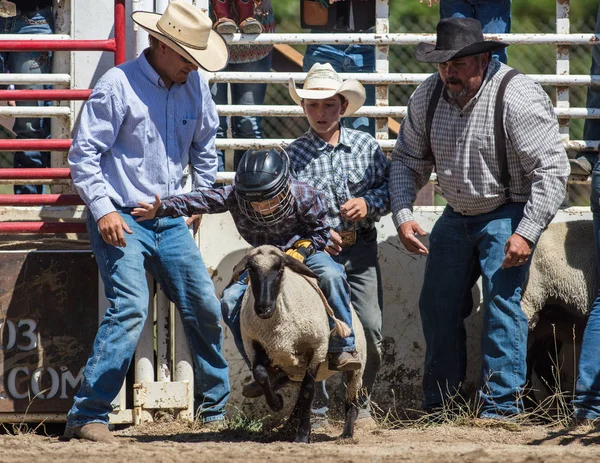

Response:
(0, 251), (97, 413)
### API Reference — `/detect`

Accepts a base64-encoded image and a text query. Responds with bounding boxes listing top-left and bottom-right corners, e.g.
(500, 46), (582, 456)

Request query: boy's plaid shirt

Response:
(287, 125), (391, 232)
(157, 178), (330, 251)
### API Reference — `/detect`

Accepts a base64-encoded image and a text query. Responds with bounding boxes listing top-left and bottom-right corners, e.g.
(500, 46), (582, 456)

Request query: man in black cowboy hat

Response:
(389, 17), (569, 420)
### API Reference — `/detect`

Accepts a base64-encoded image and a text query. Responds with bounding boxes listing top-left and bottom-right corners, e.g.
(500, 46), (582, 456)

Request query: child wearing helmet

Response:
(133, 148), (361, 385)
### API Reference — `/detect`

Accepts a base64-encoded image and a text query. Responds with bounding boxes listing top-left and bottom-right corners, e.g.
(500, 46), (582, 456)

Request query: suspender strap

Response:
(494, 68), (521, 203)
(426, 76), (444, 159)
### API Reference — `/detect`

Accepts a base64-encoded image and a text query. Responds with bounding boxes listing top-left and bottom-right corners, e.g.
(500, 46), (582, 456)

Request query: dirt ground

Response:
(2, 419), (600, 463)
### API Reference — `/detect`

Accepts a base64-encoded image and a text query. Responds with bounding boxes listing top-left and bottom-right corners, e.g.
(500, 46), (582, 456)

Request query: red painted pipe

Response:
(0, 194), (83, 206)
(0, 90), (91, 101)
(114, 0), (126, 65)
(0, 168), (71, 179)
(0, 140), (72, 151)
(0, 40), (116, 52)
(0, 222), (87, 234)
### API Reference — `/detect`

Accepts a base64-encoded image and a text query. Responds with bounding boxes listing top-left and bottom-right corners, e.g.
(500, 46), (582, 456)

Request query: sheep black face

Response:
(246, 246), (318, 319)
(247, 248), (286, 319)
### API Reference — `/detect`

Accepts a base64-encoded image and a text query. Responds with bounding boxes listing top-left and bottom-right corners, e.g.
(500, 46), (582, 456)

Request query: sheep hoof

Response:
(293, 433), (310, 444)
(269, 393), (284, 412)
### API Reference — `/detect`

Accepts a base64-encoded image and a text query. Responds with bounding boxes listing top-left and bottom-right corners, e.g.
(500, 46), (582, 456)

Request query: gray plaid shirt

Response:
(390, 60), (570, 243)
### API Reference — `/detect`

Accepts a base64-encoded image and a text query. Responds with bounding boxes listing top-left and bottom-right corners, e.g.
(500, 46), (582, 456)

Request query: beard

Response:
(445, 80), (470, 100)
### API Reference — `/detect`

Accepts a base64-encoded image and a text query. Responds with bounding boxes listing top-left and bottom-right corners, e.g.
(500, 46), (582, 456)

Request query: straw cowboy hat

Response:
(415, 17), (508, 63)
(289, 63), (366, 117)
(132, 1), (229, 72)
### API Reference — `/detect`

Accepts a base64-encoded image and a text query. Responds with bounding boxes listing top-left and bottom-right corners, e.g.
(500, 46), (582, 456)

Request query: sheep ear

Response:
(282, 254), (317, 279)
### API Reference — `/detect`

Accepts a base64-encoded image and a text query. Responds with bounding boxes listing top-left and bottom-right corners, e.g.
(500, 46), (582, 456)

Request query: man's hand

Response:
(340, 198), (368, 222)
(186, 214), (202, 236)
(398, 221), (429, 255)
(132, 194), (161, 222)
(502, 233), (533, 269)
(419, 0), (439, 6)
(326, 229), (343, 256)
(97, 211), (133, 247)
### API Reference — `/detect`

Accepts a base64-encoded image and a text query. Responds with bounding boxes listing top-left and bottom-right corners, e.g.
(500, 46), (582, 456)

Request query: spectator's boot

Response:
(236, 0), (263, 34)
(212, 0), (237, 34)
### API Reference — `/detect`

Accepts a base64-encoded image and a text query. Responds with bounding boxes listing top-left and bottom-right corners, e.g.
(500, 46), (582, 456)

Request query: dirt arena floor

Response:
(2, 418), (600, 462)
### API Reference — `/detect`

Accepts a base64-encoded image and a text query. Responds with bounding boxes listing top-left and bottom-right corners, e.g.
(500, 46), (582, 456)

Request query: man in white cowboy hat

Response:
(287, 62), (390, 424)
(390, 17), (569, 420)
(65, 1), (230, 443)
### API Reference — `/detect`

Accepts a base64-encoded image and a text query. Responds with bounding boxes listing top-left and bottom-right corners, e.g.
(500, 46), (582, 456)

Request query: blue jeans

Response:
(573, 159), (600, 420)
(0, 7), (53, 194)
(313, 228), (383, 414)
(211, 52), (272, 172)
(221, 249), (356, 368)
(66, 210), (230, 429)
(303, 41), (376, 136)
(419, 203), (530, 417)
(584, 4), (600, 143)
(440, 0), (511, 64)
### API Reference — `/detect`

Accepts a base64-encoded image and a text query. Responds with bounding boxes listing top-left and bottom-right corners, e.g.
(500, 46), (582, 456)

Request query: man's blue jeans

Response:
(573, 159), (600, 420)
(419, 203), (530, 417)
(584, 3), (600, 143)
(66, 210), (230, 429)
(211, 52), (272, 172)
(221, 249), (356, 369)
(304, 41), (376, 136)
(440, 0), (511, 64)
(0, 7), (53, 194)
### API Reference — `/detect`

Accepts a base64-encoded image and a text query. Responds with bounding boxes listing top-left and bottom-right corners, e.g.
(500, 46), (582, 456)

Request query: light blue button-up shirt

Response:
(68, 51), (219, 221)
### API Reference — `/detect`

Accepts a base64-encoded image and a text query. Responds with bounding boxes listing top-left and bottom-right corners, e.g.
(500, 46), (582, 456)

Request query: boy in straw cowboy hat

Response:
(65, 1), (230, 443)
(390, 17), (569, 420)
(287, 62), (390, 421)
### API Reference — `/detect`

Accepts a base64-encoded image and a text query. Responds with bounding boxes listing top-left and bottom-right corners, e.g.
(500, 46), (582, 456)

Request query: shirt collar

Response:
(307, 123), (351, 151)
(138, 49), (167, 88)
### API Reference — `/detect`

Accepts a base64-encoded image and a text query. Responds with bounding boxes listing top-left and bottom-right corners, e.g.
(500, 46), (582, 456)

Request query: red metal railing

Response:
(0, 0), (126, 234)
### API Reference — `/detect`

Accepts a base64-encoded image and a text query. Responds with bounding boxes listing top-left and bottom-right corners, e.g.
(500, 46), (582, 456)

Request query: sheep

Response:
(521, 220), (595, 327)
(239, 245), (367, 443)
(521, 220), (595, 399)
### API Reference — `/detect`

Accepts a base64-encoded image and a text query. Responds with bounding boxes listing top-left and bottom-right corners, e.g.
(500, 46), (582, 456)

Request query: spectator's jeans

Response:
(211, 52), (272, 172)
(440, 0), (511, 64)
(573, 160), (600, 420)
(313, 228), (383, 414)
(303, 42), (376, 136)
(584, 3), (600, 143)
(221, 249), (356, 369)
(66, 210), (230, 429)
(0, 7), (53, 194)
(419, 203), (529, 418)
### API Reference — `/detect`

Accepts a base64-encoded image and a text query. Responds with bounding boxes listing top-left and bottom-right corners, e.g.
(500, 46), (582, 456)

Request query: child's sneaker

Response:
(239, 17), (263, 34)
(214, 17), (237, 35)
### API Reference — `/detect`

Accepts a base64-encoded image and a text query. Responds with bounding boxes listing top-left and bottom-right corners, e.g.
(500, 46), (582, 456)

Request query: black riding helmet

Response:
(235, 148), (294, 225)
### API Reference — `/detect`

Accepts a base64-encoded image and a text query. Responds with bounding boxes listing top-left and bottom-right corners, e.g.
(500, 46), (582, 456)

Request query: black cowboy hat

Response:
(415, 17), (508, 63)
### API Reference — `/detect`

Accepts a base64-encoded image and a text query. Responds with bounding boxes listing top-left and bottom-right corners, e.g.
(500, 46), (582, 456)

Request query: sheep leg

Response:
(251, 342), (283, 411)
(290, 367), (317, 444)
(341, 371), (359, 439)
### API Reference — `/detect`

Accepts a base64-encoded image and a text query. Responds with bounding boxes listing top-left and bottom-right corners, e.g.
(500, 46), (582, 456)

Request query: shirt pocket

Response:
(178, 117), (197, 152)
(467, 133), (501, 196)
(348, 168), (370, 196)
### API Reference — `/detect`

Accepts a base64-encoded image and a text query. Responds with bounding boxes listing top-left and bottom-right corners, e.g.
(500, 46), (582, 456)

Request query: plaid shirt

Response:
(390, 60), (570, 243)
(156, 178), (329, 251)
(287, 125), (390, 232)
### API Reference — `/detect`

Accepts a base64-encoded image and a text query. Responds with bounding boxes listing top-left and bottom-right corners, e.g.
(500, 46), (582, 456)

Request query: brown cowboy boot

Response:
(63, 423), (118, 444)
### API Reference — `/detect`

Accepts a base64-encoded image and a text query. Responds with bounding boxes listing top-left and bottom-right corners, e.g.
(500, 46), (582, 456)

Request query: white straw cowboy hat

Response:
(132, 1), (229, 72)
(289, 63), (366, 117)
